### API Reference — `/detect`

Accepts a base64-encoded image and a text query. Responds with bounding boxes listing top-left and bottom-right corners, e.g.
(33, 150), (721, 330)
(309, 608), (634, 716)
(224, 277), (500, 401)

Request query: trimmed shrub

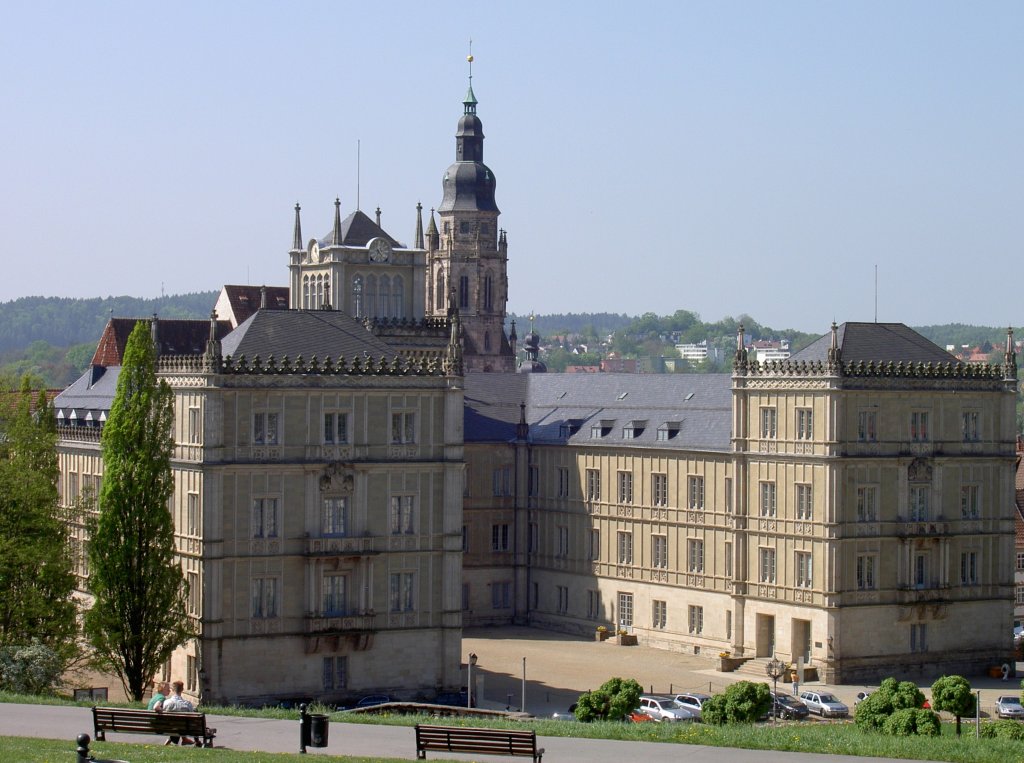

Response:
(882, 708), (940, 737)
(980, 720), (1024, 740)
(855, 677), (926, 732)
(701, 680), (772, 725)
(574, 677), (642, 722)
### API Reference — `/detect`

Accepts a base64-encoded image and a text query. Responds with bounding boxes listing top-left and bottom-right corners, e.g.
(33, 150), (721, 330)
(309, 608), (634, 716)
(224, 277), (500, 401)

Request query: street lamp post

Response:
(467, 653), (478, 708)
(766, 657), (785, 726)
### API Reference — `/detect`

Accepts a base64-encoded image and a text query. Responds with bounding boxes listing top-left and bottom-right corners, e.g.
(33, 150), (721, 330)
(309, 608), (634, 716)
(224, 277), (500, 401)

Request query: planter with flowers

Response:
(595, 626), (612, 642)
(616, 629), (638, 646)
(717, 651), (744, 672)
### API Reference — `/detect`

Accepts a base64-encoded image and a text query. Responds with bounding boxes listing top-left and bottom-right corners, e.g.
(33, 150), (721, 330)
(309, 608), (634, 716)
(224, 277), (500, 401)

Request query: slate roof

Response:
(53, 365), (121, 417)
(91, 318), (231, 366)
(464, 372), (733, 451)
(218, 285), (289, 326)
(791, 322), (957, 364)
(220, 309), (396, 361)
(319, 210), (402, 248)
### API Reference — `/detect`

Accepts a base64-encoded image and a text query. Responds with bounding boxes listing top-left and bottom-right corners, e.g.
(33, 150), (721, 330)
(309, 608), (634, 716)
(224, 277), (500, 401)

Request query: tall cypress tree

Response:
(84, 321), (192, 701)
(0, 379), (77, 655)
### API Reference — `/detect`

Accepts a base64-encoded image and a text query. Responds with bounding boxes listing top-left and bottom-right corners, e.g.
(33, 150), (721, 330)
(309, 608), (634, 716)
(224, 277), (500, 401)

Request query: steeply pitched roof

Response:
(464, 372), (733, 451)
(320, 210), (402, 248)
(791, 322), (957, 365)
(220, 310), (396, 361)
(53, 365), (121, 415)
(217, 285), (289, 327)
(91, 318), (231, 367)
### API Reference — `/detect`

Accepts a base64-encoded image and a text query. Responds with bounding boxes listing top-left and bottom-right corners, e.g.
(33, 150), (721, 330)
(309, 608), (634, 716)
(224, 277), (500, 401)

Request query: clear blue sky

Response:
(1, 1), (1020, 332)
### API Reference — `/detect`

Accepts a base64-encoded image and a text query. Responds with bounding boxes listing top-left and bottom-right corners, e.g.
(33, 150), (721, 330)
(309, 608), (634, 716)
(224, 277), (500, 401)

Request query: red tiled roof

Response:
(91, 318), (231, 366)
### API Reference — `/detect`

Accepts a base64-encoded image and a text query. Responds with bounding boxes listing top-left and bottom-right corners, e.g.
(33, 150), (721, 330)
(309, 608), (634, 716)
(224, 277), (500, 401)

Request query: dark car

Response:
(770, 692), (809, 720)
(433, 690), (472, 707)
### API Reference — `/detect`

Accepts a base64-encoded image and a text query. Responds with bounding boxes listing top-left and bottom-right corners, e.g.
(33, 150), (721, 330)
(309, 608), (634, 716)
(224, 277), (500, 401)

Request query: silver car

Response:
(638, 695), (696, 722)
(995, 695), (1024, 719)
(799, 690), (849, 718)
(673, 692), (712, 720)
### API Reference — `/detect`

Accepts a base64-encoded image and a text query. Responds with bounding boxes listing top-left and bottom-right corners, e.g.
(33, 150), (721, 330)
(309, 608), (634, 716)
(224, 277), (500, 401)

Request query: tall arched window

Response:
(379, 276), (391, 319)
(393, 275), (404, 319)
(366, 275), (378, 318)
(323, 276), (331, 309)
(303, 276), (310, 309)
(484, 331), (491, 351)
(315, 275), (323, 309)
(352, 275), (363, 318)
(483, 274), (494, 312)
(435, 270), (445, 311)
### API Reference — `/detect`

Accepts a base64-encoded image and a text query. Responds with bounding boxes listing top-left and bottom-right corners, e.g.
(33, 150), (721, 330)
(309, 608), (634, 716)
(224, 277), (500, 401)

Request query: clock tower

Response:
(427, 62), (514, 373)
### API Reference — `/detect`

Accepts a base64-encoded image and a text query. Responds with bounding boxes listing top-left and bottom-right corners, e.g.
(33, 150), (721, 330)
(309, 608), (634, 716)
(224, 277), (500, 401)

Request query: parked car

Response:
(627, 710), (656, 723)
(637, 695), (697, 722)
(995, 695), (1024, 719)
(770, 692), (810, 720)
(799, 691), (849, 718)
(673, 692), (712, 720)
(433, 690), (471, 707)
(552, 702), (577, 721)
(854, 691), (872, 707)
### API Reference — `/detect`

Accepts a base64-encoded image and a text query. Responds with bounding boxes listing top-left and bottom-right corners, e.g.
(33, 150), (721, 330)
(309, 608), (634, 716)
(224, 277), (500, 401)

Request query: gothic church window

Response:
(459, 276), (469, 309)
(392, 276), (404, 319)
(366, 276), (378, 318)
(379, 276), (391, 318)
(435, 271), (445, 310)
(352, 275), (363, 318)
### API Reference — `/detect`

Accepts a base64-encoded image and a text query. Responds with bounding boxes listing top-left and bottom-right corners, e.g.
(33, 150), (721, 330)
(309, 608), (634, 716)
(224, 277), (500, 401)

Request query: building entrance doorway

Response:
(756, 614), (775, 657)
(791, 619), (811, 662)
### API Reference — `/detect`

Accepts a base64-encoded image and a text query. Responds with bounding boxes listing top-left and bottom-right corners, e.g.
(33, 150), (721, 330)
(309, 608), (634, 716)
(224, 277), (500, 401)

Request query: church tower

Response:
(426, 57), (514, 373)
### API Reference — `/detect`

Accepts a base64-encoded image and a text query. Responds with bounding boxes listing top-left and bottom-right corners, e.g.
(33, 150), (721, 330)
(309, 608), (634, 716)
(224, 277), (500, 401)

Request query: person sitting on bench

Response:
(161, 680), (195, 745)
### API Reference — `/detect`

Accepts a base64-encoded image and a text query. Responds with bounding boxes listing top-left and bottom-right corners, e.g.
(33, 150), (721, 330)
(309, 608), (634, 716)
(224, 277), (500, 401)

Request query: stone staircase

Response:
(732, 657), (815, 685)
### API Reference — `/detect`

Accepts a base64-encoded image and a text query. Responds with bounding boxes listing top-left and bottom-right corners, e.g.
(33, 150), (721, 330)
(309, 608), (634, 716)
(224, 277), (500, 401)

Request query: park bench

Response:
(92, 706), (216, 748)
(415, 723), (543, 762)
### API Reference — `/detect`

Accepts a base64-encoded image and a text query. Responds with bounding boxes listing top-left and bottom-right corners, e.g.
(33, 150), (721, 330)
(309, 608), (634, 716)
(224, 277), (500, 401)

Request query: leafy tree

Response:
(930, 675), (975, 736)
(84, 321), (193, 701)
(0, 640), (65, 695)
(855, 677), (927, 732)
(0, 379), (78, 661)
(701, 680), (772, 725)
(574, 677), (642, 722)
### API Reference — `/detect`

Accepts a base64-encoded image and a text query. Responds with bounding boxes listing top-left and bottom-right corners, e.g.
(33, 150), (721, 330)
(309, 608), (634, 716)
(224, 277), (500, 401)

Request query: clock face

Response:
(369, 238), (391, 263)
(310, 242), (320, 263)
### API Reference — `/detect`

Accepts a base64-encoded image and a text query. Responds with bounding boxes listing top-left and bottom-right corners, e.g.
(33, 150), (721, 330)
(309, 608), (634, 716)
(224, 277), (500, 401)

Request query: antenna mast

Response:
(356, 140), (361, 211)
(874, 264), (878, 322)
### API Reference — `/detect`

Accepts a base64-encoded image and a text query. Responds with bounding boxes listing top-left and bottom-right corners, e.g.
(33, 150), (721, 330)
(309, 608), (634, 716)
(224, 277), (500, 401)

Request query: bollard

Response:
(299, 703), (310, 754)
(76, 733), (91, 763)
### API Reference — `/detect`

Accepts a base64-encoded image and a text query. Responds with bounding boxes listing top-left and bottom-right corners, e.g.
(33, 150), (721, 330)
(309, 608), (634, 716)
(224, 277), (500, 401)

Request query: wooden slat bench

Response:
(415, 724), (543, 762)
(92, 706), (216, 748)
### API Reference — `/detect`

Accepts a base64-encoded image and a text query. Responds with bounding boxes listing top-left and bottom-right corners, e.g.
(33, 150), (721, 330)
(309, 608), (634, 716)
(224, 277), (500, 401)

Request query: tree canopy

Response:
(84, 320), (193, 701)
(574, 677), (643, 722)
(930, 675), (975, 736)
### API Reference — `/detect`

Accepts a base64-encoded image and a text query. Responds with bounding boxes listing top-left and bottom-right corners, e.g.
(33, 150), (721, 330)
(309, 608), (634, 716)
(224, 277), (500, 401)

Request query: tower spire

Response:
(332, 197), (342, 246)
(464, 40), (477, 114)
(415, 202), (424, 249)
(292, 203), (302, 251)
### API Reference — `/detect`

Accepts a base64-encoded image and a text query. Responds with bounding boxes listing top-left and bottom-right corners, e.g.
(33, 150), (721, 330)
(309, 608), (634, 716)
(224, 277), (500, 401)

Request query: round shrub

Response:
(882, 708), (940, 737)
(980, 720), (1024, 740)
(700, 680), (771, 725)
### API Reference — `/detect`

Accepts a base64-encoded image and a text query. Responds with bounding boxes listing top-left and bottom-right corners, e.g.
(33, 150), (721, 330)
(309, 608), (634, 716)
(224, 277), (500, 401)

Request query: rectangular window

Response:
(725, 477), (733, 513)
(252, 576), (278, 618)
(459, 275), (469, 308)
(617, 471), (633, 504)
(187, 493), (199, 536)
(389, 572), (415, 612)
(960, 551), (978, 585)
(586, 469), (601, 501)
(389, 495), (415, 535)
(187, 571), (199, 616)
(556, 525), (569, 558)
(726, 610), (732, 640)
(491, 581), (512, 609)
(910, 623), (928, 653)
(322, 497), (348, 536)
(617, 531), (633, 564)
(652, 473), (668, 507)
(1016, 552), (1024, 572)
(962, 411), (980, 442)
(528, 465), (539, 497)
(323, 411), (349, 444)
(618, 592), (633, 628)
(557, 467), (570, 498)
(909, 486), (930, 521)
(795, 484), (813, 520)
(796, 408), (813, 440)
(688, 476), (704, 510)
(725, 541), (733, 577)
(759, 548), (776, 583)
(652, 535), (668, 569)
(556, 585), (569, 614)
(492, 465), (512, 497)
(759, 482), (776, 517)
(391, 411), (416, 444)
(491, 523), (510, 552)
(527, 522), (538, 553)
(322, 574), (346, 615)
(760, 407), (777, 438)
(687, 538), (704, 573)
(462, 525), (469, 552)
(253, 412), (279, 445)
(252, 497), (279, 538)
(589, 529), (600, 561)
(688, 605), (704, 635)
(1016, 587), (1024, 605)
(961, 484), (980, 519)
(587, 590), (600, 619)
(853, 553), (876, 591)
(857, 486), (878, 522)
(910, 411), (930, 442)
(795, 551), (813, 588)
(186, 655), (197, 692)
(652, 600), (667, 629)
(322, 656), (348, 690)
(914, 553), (928, 588)
(188, 407), (201, 444)
(858, 410), (878, 442)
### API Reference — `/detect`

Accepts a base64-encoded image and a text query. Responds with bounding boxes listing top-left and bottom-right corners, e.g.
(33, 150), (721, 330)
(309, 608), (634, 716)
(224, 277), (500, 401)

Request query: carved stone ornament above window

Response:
(907, 458), (933, 483)
(319, 462), (355, 493)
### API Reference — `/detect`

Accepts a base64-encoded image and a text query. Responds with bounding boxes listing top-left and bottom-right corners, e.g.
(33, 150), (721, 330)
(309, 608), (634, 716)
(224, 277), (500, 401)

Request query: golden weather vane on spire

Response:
(467, 38), (474, 81)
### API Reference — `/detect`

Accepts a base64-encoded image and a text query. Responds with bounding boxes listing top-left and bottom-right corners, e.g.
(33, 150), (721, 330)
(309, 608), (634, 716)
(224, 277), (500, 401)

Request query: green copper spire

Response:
(464, 42), (477, 114)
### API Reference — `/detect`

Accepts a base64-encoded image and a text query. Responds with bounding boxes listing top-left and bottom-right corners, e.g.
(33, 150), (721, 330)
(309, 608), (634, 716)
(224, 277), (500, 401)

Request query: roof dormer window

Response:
(591, 419), (615, 439)
(623, 420), (647, 439)
(657, 422), (681, 441)
(559, 419), (582, 438)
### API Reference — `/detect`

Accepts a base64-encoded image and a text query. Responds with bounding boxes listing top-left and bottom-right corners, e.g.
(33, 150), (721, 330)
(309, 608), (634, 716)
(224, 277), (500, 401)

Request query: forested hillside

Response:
(0, 292), (218, 353)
